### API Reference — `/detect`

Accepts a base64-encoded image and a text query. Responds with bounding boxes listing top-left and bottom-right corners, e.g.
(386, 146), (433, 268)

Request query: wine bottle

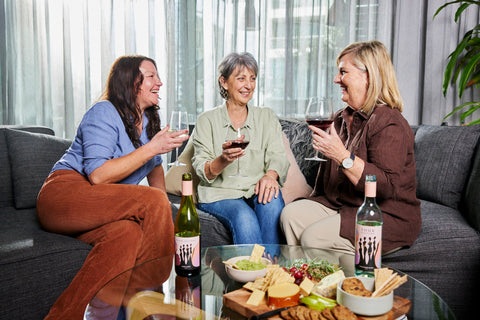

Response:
(355, 174), (383, 277)
(175, 172), (201, 277)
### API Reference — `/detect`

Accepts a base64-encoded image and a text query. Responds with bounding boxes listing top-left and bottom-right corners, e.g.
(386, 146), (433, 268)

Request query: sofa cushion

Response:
(0, 126), (55, 208)
(5, 129), (72, 209)
(281, 133), (313, 204)
(279, 118), (319, 187)
(165, 139), (200, 203)
(414, 124), (480, 210)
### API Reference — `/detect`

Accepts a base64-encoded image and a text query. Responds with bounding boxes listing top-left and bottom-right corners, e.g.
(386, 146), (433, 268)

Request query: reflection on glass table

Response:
(84, 244), (455, 320)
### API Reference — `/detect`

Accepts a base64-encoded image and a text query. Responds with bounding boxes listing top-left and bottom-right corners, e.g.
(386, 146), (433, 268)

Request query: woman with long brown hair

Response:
(36, 55), (188, 319)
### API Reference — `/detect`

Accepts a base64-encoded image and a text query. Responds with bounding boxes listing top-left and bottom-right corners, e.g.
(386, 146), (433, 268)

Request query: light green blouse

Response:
(192, 103), (290, 203)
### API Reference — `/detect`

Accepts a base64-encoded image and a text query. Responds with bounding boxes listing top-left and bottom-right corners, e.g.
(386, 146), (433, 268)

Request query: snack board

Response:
(223, 288), (411, 320)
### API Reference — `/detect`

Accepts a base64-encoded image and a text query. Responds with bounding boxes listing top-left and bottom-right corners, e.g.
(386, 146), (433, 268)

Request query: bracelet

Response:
(264, 172), (278, 181)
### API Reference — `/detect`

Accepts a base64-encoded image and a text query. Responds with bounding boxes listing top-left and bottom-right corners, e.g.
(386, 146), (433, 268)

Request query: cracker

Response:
(249, 244), (265, 263)
(374, 268), (393, 289)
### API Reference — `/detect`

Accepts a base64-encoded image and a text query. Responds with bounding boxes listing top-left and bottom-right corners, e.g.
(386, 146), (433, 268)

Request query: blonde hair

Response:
(337, 40), (403, 114)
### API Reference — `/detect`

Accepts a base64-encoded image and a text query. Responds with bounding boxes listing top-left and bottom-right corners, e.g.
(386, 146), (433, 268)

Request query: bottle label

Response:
(355, 224), (382, 272)
(182, 180), (193, 196)
(175, 236), (200, 269)
(365, 181), (376, 198)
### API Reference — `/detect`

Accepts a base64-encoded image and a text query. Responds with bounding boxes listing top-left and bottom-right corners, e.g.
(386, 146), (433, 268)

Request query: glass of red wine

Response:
(225, 127), (250, 177)
(305, 97), (334, 161)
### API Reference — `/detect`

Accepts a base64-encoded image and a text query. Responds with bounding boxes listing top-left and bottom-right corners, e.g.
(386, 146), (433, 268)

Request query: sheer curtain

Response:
(171, 0), (384, 118)
(1, 0), (477, 141)
(1, 0), (169, 138)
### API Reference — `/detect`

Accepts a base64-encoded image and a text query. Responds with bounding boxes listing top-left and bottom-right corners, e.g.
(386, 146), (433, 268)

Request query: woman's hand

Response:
(310, 123), (364, 185)
(309, 123), (348, 165)
(255, 172), (279, 204)
(148, 125), (189, 155)
(221, 136), (246, 163)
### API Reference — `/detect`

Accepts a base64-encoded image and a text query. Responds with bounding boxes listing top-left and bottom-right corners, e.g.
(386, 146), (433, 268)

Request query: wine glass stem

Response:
(175, 147), (179, 164)
(237, 157), (240, 174)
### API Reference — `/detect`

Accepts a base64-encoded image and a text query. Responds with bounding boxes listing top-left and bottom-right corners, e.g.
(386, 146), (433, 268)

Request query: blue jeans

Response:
(198, 192), (285, 245)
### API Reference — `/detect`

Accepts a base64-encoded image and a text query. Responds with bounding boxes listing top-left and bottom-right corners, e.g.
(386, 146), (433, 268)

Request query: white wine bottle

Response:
(174, 173), (201, 277)
(355, 174), (383, 277)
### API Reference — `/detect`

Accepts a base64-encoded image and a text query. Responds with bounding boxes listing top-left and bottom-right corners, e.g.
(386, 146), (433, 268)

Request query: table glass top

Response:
(84, 244), (455, 320)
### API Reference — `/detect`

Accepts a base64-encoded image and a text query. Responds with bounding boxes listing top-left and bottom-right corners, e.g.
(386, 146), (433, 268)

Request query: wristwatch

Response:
(341, 153), (355, 169)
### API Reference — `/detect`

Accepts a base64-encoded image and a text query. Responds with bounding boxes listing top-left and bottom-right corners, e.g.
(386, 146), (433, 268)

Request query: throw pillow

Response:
(281, 133), (313, 204)
(165, 138), (200, 204)
(414, 124), (480, 210)
(5, 129), (72, 209)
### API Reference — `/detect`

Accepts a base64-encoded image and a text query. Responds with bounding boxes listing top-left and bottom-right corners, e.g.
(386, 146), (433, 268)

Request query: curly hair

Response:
(99, 55), (161, 148)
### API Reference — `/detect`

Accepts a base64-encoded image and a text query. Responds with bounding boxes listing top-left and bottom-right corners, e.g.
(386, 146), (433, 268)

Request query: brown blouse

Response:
(310, 104), (421, 253)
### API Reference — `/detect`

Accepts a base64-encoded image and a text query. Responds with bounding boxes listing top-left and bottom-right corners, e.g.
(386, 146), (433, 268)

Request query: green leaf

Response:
(443, 101), (478, 120)
(455, 3), (471, 22)
(466, 70), (480, 87)
(443, 35), (471, 95)
(460, 104), (480, 122)
(467, 118), (480, 125)
(458, 54), (480, 97)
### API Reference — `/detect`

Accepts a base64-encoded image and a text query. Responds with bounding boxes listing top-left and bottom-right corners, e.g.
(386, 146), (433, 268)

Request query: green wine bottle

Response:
(174, 173), (201, 277)
(355, 174), (383, 277)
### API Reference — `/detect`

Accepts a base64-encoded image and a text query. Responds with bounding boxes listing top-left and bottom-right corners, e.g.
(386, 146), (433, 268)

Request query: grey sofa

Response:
(168, 119), (480, 320)
(1, 120), (479, 319)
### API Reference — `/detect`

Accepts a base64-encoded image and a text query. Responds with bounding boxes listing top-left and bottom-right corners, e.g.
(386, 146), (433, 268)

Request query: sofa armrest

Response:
(463, 137), (480, 231)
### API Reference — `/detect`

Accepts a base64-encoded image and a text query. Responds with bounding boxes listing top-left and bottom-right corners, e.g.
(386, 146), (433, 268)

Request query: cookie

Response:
(331, 305), (358, 320)
(342, 278), (372, 297)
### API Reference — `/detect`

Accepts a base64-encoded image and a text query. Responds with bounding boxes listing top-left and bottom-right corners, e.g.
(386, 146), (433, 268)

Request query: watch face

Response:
(342, 157), (354, 169)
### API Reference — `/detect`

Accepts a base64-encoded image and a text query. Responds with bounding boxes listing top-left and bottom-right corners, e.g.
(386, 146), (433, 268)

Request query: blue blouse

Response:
(52, 100), (163, 185)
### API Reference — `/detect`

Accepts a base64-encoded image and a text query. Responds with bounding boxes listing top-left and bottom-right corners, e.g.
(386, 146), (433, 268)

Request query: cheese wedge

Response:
(299, 277), (315, 296)
(267, 282), (300, 308)
(311, 270), (345, 299)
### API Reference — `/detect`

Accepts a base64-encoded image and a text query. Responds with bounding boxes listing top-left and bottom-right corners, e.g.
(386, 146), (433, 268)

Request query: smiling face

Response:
(136, 60), (163, 110)
(334, 53), (369, 110)
(220, 66), (256, 107)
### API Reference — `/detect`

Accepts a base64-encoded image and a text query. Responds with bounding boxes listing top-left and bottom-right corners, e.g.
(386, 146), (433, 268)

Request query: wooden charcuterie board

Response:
(223, 288), (411, 319)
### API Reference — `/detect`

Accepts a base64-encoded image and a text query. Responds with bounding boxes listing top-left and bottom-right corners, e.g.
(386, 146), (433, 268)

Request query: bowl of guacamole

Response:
(224, 255), (271, 283)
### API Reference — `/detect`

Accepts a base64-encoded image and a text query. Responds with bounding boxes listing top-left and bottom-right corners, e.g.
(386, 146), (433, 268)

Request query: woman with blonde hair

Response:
(280, 40), (421, 255)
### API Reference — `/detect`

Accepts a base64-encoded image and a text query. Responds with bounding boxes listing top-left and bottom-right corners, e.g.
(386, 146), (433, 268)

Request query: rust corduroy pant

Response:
(36, 169), (174, 319)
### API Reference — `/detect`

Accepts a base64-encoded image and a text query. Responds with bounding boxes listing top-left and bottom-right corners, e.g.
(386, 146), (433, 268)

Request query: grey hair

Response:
(218, 52), (258, 100)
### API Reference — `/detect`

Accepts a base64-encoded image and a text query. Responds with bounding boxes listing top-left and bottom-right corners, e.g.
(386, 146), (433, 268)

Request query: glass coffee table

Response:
(84, 244), (455, 320)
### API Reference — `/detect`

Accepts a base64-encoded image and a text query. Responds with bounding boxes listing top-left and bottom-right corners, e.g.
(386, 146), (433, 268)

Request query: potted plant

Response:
(434, 0), (480, 125)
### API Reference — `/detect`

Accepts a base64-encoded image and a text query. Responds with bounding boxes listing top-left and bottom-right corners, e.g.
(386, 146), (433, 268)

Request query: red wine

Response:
(306, 119), (333, 131)
(227, 141), (250, 149)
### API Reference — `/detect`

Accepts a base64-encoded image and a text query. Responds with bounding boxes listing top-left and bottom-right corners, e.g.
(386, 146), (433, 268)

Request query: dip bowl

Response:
(337, 276), (394, 316)
(224, 255), (271, 283)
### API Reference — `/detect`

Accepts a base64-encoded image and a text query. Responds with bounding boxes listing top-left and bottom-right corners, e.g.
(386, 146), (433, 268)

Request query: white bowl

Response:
(337, 277), (393, 316)
(224, 256), (271, 283)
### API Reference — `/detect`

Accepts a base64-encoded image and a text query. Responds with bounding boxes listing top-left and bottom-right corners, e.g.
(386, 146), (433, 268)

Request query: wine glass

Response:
(305, 97), (334, 161)
(225, 127), (250, 177)
(168, 110), (189, 167)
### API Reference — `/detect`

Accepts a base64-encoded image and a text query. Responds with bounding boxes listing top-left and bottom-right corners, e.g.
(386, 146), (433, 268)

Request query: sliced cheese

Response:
(267, 282), (300, 308)
(299, 277), (315, 296)
(311, 270), (345, 299)
(246, 289), (266, 306)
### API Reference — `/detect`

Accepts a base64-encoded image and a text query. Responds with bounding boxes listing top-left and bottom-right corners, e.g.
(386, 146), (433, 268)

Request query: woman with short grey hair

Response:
(192, 52), (289, 245)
